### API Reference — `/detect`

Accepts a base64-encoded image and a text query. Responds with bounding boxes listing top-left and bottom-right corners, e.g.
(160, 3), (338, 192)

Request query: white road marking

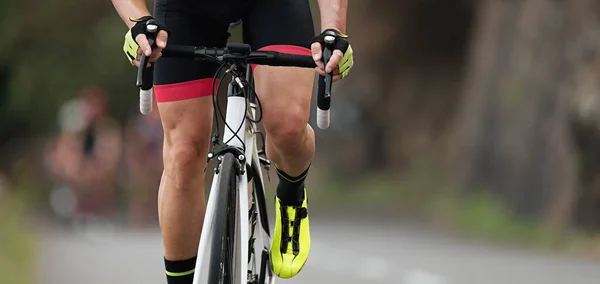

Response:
(402, 269), (449, 284)
(358, 256), (390, 281)
(308, 241), (449, 284)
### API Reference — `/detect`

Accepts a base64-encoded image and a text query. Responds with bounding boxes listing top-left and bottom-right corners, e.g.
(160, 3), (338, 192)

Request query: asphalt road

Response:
(37, 216), (600, 284)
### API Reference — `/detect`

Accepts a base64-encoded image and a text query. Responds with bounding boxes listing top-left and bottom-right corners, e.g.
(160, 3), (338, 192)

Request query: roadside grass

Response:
(0, 161), (39, 284)
(309, 156), (600, 258)
(0, 192), (36, 284)
(429, 192), (598, 256)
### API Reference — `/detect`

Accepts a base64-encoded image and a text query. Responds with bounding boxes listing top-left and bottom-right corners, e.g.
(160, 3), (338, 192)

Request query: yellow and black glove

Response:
(122, 16), (168, 63)
(311, 29), (354, 79)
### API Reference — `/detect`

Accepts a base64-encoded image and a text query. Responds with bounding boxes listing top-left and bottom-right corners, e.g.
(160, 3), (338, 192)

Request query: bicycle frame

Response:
(193, 65), (271, 284)
(133, 35), (336, 284)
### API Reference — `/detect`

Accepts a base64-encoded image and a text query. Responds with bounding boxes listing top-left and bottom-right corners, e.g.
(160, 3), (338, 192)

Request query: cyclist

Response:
(111, 0), (354, 282)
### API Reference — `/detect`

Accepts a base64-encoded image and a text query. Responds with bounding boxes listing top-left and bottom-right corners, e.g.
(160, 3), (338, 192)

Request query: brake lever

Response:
(136, 20), (158, 87)
(323, 35), (335, 100)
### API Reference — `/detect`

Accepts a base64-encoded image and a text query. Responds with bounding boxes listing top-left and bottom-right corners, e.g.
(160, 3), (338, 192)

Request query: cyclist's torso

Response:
(155, 0), (254, 24)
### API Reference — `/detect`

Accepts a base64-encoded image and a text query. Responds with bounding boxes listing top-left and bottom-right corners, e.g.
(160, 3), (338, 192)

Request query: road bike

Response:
(135, 19), (337, 284)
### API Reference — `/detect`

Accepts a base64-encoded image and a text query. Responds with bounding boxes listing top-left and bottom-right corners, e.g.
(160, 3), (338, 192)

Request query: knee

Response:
(264, 107), (308, 149)
(163, 123), (211, 171)
(164, 139), (209, 190)
(168, 142), (204, 169)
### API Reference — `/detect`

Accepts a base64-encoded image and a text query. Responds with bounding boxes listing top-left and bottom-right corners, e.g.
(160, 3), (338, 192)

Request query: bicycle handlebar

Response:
(159, 44), (317, 68)
(136, 40), (335, 129)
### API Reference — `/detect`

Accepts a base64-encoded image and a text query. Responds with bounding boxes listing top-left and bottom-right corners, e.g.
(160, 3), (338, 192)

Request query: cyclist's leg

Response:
(243, 0), (315, 278)
(153, 4), (230, 284)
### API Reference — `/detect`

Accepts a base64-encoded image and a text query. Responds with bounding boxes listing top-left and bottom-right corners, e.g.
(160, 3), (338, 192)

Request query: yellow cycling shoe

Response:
(270, 190), (310, 278)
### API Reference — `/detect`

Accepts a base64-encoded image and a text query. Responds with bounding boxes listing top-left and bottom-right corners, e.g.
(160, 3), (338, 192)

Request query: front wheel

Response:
(208, 153), (239, 284)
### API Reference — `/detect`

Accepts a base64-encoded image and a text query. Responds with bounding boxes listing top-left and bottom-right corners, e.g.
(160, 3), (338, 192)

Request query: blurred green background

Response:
(3, 0), (600, 283)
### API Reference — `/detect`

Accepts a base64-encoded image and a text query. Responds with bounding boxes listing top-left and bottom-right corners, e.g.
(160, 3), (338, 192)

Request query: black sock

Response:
(276, 166), (309, 206)
(165, 256), (196, 284)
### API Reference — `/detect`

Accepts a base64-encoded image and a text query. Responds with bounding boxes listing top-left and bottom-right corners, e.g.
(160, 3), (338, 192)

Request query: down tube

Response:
(223, 96), (247, 149)
(226, 94), (249, 284)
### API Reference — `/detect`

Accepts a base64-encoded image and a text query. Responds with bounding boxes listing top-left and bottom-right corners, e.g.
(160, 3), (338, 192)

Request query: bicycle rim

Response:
(208, 153), (238, 284)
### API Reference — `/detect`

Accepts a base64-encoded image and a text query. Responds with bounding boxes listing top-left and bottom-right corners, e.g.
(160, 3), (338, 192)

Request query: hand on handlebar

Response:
(133, 32), (167, 67)
(123, 16), (169, 67)
(310, 29), (354, 81)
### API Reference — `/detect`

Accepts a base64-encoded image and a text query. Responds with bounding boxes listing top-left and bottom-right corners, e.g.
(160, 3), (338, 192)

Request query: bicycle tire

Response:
(208, 153), (238, 284)
(250, 162), (274, 284)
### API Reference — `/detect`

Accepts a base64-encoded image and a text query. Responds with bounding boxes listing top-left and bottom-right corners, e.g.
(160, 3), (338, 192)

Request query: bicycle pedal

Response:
(259, 156), (270, 167)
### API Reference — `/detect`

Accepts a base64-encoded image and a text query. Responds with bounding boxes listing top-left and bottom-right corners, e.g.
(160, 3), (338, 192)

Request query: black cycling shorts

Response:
(152, 0), (315, 102)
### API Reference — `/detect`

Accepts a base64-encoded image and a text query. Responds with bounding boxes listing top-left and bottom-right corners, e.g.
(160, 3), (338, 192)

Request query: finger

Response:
(132, 59), (151, 68)
(332, 67), (341, 76)
(311, 42), (322, 62)
(326, 50), (344, 73)
(315, 60), (325, 71)
(314, 67), (325, 76)
(149, 51), (163, 62)
(156, 31), (169, 48)
(132, 48), (142, 61)
(135, 34), (152, 56)
(332, 74), (342, 82)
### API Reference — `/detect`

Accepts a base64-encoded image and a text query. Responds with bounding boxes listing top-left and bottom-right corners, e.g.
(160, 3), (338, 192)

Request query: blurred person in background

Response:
(45, 86), (123, 225)
(124, 97), (163, 228)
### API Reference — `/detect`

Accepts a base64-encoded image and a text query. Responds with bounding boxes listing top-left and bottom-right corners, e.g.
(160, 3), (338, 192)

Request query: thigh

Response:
(152, 4), (227, 147)
(253, 68), (315, 131)
(242, 0), (316, 125)
(153, 3), (230, 101)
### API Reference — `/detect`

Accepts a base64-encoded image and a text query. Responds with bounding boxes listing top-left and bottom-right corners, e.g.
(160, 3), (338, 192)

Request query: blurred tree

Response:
(566, 1), (600, 230)
(3, 0), (600, 231)
(321, 0), (475, 178)
(0, 0), (139, 134)
(453, 0), (600, 230)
